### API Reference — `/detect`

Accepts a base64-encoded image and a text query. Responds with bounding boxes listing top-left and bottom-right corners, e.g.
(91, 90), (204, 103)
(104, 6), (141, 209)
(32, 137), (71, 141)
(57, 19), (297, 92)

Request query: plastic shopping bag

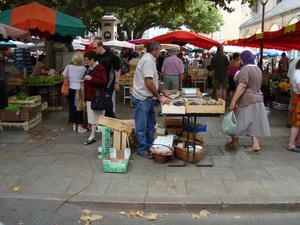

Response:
(221, 111), (237, 136)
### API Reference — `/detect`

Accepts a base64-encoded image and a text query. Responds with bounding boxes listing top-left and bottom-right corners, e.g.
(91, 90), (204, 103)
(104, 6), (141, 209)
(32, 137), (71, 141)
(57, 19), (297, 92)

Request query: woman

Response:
(226, 50), (271, 153)
(286, 59), (300, 152)
(32, 55), (50, 75)
(81, 51), (107, 145)
(227, 52), (242, 100)
(63, 52), (87, 133)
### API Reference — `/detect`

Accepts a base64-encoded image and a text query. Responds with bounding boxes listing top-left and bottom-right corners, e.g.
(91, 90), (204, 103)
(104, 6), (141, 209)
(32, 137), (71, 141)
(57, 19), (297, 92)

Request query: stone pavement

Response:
(1, 91), (300, 214)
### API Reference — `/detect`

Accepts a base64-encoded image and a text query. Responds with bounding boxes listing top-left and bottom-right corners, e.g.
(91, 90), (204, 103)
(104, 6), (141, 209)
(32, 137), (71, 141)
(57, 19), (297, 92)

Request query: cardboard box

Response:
(98, 125), (111, 159)
(103, 148), (131, 173)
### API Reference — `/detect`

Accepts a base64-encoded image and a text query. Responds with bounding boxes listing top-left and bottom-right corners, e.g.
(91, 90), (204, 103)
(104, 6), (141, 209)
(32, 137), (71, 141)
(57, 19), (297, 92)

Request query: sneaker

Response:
(139, 150), (153, 159)
(158, 112), (163, 116)
(96, 128), (102, 133)
(78, 128), (87, 134)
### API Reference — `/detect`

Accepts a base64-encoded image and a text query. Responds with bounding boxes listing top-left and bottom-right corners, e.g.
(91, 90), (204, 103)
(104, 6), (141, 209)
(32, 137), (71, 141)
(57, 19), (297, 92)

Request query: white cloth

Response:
(63, 65), (86, 90)
(32, 61), (44, 75)
(287, 56), (300, 79)
(132, 52), (159, 101)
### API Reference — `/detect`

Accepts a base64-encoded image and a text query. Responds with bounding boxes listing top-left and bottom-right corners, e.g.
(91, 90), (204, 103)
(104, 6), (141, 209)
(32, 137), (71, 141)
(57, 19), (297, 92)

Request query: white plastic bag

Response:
(221, 111), (237, 136)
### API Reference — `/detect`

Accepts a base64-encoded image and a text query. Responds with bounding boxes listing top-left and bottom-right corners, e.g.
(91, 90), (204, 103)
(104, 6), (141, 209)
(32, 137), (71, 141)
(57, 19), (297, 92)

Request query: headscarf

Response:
(240, 50), (255, 67)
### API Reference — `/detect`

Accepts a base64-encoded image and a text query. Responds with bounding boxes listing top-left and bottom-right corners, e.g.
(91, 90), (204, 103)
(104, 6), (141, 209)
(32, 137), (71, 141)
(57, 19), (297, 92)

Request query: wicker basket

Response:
(152, 153), (172, 164)
(150, 144), (173, 164)
(174, 135), (206, 163)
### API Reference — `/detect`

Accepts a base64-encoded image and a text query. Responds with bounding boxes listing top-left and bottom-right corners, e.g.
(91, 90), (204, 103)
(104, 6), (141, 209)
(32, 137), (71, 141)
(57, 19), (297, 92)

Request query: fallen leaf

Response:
(129, 211), (136, 217)
(82, 209), (91, 214)
(234, 215), (241, 219)
(136, 210), (145, 217)
(119, 211), (126, 215)
(190, 213), (200, 219)
(81, 216), (90, 222)
(146, 212), (157, 220)
(12, 187), (20, 192)
(200, 209), (210, 217)
(89, 215), (103, 220)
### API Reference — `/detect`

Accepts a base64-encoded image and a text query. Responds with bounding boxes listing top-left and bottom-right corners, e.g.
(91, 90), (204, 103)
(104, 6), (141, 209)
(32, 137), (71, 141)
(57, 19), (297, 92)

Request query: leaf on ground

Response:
(12, 187), (20, 192)
(146, 212), (157, 220)
(19, 222), (24, 225)
(119, 211), (126, 215)
(129, 211), (136, 217)
(82, 209), (91, 214)
(234, 215), (241, 219)
(80, 215), (103, 222)
(136, 210), (145, 217)
(190, 213), (200, 219)
(200, 209), (210, 217)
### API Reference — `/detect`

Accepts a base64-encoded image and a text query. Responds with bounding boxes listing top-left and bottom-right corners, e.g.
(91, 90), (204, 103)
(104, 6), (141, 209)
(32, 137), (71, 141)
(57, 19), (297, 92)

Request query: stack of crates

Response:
(0, 95), (43, 131)
(13, 48), (32, 75)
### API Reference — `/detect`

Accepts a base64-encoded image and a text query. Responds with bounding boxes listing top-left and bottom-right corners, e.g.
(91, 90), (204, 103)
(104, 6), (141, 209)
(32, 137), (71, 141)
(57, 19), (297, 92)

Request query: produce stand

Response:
(161, 88), (225, 167)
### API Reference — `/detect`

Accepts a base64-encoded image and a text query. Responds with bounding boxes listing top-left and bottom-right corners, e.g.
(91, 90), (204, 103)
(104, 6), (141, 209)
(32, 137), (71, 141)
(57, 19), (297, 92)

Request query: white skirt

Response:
(86, 101), (104, 125)
(234, 102), (271, 137)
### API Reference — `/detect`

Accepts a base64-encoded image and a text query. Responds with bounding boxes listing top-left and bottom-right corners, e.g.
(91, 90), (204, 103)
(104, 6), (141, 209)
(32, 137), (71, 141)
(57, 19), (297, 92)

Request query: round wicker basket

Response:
(152, 153), (172, 164)
(174, 137), (206, 163)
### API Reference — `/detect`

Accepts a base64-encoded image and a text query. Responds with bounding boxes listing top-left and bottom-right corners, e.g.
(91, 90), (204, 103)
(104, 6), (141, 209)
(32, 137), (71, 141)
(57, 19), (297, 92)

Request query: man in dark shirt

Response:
(92, 37), (121, 118)
(210, 45), (230, 101)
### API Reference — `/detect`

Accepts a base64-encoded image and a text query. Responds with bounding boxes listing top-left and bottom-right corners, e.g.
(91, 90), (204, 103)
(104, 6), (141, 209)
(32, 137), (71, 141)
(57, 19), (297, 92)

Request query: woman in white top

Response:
(63, 52), (87, 133)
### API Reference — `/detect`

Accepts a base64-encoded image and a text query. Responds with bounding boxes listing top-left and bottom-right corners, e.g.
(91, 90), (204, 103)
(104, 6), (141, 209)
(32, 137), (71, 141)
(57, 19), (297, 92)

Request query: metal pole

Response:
(259, 0), (268, 70)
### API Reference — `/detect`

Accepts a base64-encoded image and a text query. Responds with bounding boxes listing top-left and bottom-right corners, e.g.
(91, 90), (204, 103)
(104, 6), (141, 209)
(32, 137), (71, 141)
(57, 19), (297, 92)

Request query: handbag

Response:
(61, 65), (70, 96)
(91, 89), (113, 110)
(76, 88), (86, 111)
(221, 111), (237, 136)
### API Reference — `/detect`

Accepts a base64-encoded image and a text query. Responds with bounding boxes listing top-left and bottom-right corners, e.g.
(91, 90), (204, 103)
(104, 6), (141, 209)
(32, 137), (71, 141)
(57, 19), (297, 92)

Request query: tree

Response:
(0, 0), (257, 15)
(112, 1), (224, 40)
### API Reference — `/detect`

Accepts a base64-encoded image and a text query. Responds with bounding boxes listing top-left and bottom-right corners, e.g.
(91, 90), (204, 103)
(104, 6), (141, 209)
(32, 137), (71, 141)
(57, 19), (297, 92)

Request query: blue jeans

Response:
(104, 89), (116, 118)
(131, 95), (156, 154)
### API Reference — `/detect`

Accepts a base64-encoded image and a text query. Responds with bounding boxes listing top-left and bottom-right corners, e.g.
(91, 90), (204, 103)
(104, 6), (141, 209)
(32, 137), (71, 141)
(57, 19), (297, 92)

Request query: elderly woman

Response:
(225, 50), (271, 153)
(62, 52), (87, 133)
(287, 59), (300, 152)
(81, 51), (107, 145)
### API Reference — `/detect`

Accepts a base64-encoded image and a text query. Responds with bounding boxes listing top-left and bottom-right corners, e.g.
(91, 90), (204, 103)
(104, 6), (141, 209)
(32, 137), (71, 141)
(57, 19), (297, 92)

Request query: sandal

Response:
(245, 147), (261, 154)
(225, 141), (238, 149)
(84, 138), (96, 145)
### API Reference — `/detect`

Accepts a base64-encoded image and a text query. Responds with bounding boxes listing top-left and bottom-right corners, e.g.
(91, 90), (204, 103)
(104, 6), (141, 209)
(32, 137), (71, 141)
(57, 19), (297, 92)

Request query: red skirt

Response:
(292, 93), (300, 126)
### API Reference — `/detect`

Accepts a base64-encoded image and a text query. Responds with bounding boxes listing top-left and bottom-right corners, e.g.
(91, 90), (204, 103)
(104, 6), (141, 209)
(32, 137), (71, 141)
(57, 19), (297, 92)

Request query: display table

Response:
(165, 112), (221, 167)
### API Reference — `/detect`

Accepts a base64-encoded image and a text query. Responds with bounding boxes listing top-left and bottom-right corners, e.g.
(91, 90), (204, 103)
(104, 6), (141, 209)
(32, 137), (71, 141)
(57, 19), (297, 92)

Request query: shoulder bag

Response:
(91, 88), (113, 110)
(61, 65), (70, 96)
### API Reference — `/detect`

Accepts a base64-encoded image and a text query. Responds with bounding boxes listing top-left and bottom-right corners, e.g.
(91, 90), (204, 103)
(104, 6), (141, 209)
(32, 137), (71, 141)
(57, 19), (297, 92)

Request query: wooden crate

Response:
(7, 77), (23, 86)
(0, 114), (42, 131)
(98, 115), (133, 135)
(0, 107), (36, 122)
(184, 98), (225, 114)
(164, 118), (183, 133)
(8, 95), (42, 107)
(161, 100), (185, 114)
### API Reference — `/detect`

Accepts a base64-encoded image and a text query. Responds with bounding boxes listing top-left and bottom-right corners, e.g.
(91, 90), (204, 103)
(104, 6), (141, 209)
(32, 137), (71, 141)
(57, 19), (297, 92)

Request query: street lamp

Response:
(259, 0), (269, 71)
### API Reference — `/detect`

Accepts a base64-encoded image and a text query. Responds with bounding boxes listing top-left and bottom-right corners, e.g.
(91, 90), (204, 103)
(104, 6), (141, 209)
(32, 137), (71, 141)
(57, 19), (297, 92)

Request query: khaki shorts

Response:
(214, 78), (229, 89)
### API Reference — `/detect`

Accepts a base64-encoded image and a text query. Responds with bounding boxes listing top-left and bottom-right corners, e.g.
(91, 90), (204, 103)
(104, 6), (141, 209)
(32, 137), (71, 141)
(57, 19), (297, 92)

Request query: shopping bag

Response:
(221, 111), (237, 136)
(61, 65), (70, 96)
(76, 88), (86, 111)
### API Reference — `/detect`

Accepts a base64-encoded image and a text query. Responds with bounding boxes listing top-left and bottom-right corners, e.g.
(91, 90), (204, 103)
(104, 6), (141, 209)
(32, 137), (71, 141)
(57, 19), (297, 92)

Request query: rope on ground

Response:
(22, 126), (95, 225)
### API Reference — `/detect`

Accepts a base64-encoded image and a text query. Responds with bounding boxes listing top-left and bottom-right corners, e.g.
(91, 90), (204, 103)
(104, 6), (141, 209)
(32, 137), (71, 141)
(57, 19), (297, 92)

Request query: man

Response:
(161, 47), (184, 90)
(156, 50), (167, 73)
(210, 45), (230, 101)
(131, 41), (170, 159)
(279, 53), (291, 76)
(204, 52), (213, 88)
(92, 37), (121, 118)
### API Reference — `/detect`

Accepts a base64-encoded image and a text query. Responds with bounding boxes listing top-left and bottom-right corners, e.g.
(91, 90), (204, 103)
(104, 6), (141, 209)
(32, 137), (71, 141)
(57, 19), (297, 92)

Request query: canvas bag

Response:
(76, 87), (86, 111)
(61, 65), (70, 96)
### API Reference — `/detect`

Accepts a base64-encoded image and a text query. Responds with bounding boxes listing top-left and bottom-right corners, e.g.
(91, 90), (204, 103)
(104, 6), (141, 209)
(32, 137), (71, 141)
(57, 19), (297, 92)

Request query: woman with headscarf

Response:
(225, 50), (271, 153)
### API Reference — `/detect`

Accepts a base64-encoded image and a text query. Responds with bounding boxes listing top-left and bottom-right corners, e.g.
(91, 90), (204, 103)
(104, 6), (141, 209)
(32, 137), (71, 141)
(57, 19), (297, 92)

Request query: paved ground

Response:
(0, 91), (299, 214)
